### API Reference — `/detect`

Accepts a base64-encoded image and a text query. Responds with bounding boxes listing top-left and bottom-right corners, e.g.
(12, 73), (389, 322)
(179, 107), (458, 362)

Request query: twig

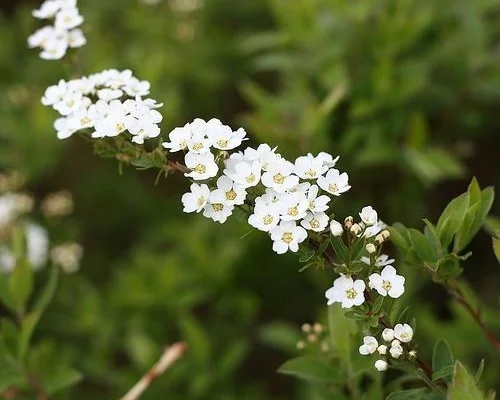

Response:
(446, 280), (500, 351)
(120, 342), (188, 400)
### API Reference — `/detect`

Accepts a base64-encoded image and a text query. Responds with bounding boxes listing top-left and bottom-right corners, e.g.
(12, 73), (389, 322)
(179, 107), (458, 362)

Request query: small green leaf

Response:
(387, 224), (411, 251)
(299, 248), (315, 263)
(278, 356), (341, 383)
(493, 238), (500, 264)
(44, 367), (83, 395)
(372, 295), (384, 314)
(436, 192), (469, 248)
(448, 361), (484, 400)
(330, 237), (349, 263)
(9, 258), (33, 315)
(475, 359), (485, 383)
(409, 229), (437, 263)
(350, 237), (366, 262)
(387, 388), (430, 400)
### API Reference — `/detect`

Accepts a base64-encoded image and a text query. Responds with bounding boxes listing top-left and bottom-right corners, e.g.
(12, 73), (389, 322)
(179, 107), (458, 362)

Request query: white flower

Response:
(32, 0), (61, 19)
(244, 144), (280, 171)
(325, 275), (366, 308)
(394, 324), (413, 343)
(270, 221), (307, 254)
(38, 36), (69, 60)
(254, 189), (281, 209)
(55, 8), (84, 30)
(68, 29), (86, 48)
(162, 124), (191, 152)
(187, 131), (211, 154)
(261, 159), (299, 193)
(359, 206), (378, 226)
(359, 336), (378, 355)
(390, 343), (404, 359)
(41, 79), (68, 106)
(54, 117), (77, 139)
(317, 152), (339, 168)
(361, 254), (395, 266)
(382, 328), (395, 342)
(300, 212), (329, 232)
(97, 88), (123, 102)
(377, 345), (387, 355)
(368, 266), (405, 298)
(294, 154), (328, 180)
(202, 189), (234, 224)
(53, 91), (82, 116)
(215, 176), (246, 205)
(391, 340), (401, 347)
(317, 169), (351, 196)
(124, 112), (161, 144)
(184, 152), (218, 181)
(122, 78), (151, 97)
(374, 360), (388, 372)
(306, 185), (330, 213)
(330, 220), (343, 236)
(181, 183), (210, 213)
(225, 160), (261, 188)
(208, 125), (247, 150)
(363, 222), (382, 238)
(248, 204), (280, 232)
(51, 242), (83, 274)
(92, 100), (129, 138)
(278, 192), (309, 221)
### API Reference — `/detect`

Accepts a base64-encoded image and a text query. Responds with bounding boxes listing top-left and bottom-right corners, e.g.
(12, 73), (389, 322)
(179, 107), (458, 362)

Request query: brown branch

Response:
(120, 342), (188, 400)
(167, 160), (190, 174)
(446, 280), (500, 351)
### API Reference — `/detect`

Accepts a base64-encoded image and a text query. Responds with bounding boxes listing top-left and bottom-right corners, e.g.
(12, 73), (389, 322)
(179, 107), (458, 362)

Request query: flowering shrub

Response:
(0, 1), (499, 399)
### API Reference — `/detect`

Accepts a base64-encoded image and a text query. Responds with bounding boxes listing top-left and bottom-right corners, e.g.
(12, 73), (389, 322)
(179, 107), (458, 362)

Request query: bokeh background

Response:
(1, 0), (499, 399)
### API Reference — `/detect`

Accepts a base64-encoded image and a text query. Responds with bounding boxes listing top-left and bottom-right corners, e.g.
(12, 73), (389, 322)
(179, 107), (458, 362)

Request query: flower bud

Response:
(409, 350), (417, 359)
(382, 230), (390, 240)
(301, 323), (311, 333)
(330, 220), (343, 236)
(382, 328), (394, 342)
(313, 323), (323, 334)
(344, 216), (353, 229)
(296, 341), (305, 350)
(377, 345), (387, 355)
(307, 333), (318, 343)
(366, 243), (376, 254)
(350, 223), (362, 235)
(374, 359), (388, 372)
(391, 339), (401, 347)
(390, 344), (403, 359)
(375, 233), (385, 245)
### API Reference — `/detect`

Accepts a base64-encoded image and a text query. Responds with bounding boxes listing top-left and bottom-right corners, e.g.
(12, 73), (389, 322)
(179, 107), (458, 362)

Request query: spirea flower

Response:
(270, 221), (307, 254)
(359, 206), (378, 226)
(181, 183), (210, 213)
(361, 253), (395, 266)
(382, 328), (395, 342)
(394, 324), (414, 343)
(325, 275), (366, 308)
(359, 336), (378, 355)
(317, 169), (351, 196)
(374, 360), (388, 372)
(42, 70), (163, 142)
(28, 0), (86, 60)
(368, 265), (405, 298)
(390, 343), (404, 359)
(330, 220), (344, 236)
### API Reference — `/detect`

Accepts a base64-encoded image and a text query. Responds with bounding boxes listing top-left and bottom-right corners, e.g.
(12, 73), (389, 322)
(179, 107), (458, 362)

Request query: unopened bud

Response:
(350, 223), (362, 235)
(366, 243), (377, 254)
(330, 220), (343, 236)
(313, 323), (323, 334)
(307, 333), (318, 343)
(344, 216), (353, 229)
(375, 234), (385, 245)
(377, 345), (387, 355)
(296, 341), (306, 350)
(409, 350), (417, 359)
(301, 323), (311, 333)
(381, 230), (390, 240)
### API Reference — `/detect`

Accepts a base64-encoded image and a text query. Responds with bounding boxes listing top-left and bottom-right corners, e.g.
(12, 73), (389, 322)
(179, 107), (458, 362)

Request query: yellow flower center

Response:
(246, 174), (256, 184)
(192, 142), (203, 151)
(328, 183), (338, 193)
(194, 164), (206, 174)
(225, 190), (237, 201)
(382, 280), (392, 292)
(273, 173), (285, 184)
(287, 207), (299, 217)
(80, 117), (90, 126)
(305, 169), (316, 178)
(282, 232), (294, 244)
(212, 203), (224, 212)
(115, 122), (126, 133)
(263, 215), (274, 225)
(196, 197), (205, 207)
(346, 288), (357, 299)
(217, 139), (228, 148)
(310, 219), (320, 229)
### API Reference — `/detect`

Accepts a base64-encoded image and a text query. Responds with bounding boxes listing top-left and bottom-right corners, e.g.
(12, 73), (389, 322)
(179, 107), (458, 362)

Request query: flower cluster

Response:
(28, 0), (86, 60)
(41, 69), (163, 143)
(162, 118), (351, 253)
(296, 322), (329, 352)
(325, 208), (405, 309)
(359, 324), (415, 372)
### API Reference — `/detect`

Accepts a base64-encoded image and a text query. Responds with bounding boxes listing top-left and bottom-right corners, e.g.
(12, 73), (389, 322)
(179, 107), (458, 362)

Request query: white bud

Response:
(344, 216), (353, 229)
(330, 220), (344, 236)
(394, 323), (413, 343)
(409, 350), (417, 359)
(382, 328), (394, 342)
(377, 345), (387, 355)
(391, 339), (401, 347)
(390, 344), (403, 359)
(375, 233), (385, 245)
(359, 206), (378, 226)
(366, 243), (377, 254)
(350, 223), (362, 235)
(374, 359), (388, 372)
(382, 230), (390, 240)
(296, 341), (305, 350)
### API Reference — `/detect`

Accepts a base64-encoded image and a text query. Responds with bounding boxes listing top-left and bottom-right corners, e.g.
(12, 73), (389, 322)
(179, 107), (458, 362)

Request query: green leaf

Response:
(448, 361), (484, 400)
(409, 229), (437, 263)
(278, 356), (341, 383)
(43, 367), (83, 395)
(0, 337), (23, 392)
(454, 185), (495, 253)
(388, 223), (411, 252)
(259, 321), (302, 353)
(327, 304), (356, 365)
(0, 274), (16, 311)
(299, 248), (315, 263)
(387, 388), (430, 400)
(433, 365), (455, 382)
(436, 192), (469, 248)
(330, 236), (349, 263)
(372, 295), (384, 314)
(9, 258), (33, 315)
(475, 359), (485, 383)
(350, 237), (366, 263)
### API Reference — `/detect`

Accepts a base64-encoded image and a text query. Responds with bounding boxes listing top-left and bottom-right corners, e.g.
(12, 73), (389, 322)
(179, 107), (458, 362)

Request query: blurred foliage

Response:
(0, 0), (499, 398)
